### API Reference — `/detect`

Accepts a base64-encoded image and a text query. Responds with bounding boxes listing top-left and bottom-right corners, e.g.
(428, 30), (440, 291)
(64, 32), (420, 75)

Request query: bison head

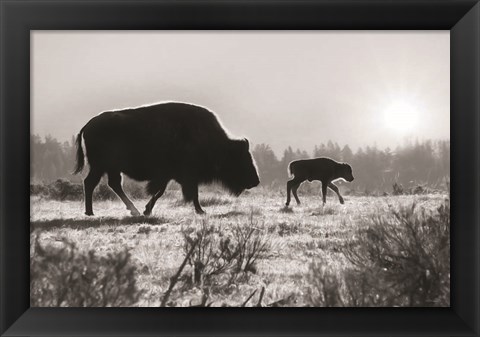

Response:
(341, 163), (355, 182)
(220, 138), (260, 196)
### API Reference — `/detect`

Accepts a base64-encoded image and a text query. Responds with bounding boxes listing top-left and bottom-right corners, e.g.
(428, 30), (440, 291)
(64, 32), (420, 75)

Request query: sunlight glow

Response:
(383, 100), (420, 134)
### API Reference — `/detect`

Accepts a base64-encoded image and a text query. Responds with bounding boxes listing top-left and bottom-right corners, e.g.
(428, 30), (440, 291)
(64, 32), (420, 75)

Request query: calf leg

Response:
(286, 177), (303, 206)
(292, 183), (301, 205)
(84, 169), (103, 216)
(321, 181), (328, 205)
(328, 182), (344, 204)
(107, 172), (140, 216)
(144, 180), (169, 216)
(286, 180), (293, 206)
(181, 181), (204, 214)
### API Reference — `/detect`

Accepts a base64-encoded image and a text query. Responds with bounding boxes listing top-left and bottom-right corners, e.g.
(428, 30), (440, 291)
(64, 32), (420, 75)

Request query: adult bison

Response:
(285, 157), (354, 206)
(74, 102), (260, 215)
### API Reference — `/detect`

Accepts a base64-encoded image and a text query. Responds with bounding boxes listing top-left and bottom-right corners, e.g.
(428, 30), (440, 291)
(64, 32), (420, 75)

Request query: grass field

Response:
(30, 186), (449, 307)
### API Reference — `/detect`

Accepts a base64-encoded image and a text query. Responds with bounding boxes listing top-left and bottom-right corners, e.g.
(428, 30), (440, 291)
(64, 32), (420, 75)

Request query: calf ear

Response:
(243, 137), (250, 150)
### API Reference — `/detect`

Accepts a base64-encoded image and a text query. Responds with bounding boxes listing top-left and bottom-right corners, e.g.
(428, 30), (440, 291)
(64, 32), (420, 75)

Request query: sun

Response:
(383, 100), (420, 134)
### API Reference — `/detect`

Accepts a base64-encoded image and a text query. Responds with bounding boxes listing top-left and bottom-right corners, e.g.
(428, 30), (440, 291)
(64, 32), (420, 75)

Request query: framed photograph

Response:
(1, 0), (479, 336)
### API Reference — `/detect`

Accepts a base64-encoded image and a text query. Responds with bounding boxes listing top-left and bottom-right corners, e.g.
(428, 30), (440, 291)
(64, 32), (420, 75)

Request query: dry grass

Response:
(30, 187), (448, 307)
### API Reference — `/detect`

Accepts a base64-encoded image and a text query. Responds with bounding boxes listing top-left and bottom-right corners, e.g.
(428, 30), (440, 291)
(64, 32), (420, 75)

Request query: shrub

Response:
(304, 261), (386, 307)
(346, 199), (449, 306)
(392, 182), (438, 196)
(392, 182), (404, 195)
(29, 178), (148, 201)
(137, 226), (152, 235)
(304, 260), (344, 307)
(30, 183), (49, 197)
(159, 218), (271, 307)
(182, 218), (270, 286)
(305, 198), (450, 307)
(31, 237), (142, 307)
(232, 224), (271, 274)
(277, 222), (299, 236)
(412, 184), (427, 195)
(30, 179), (83, 200)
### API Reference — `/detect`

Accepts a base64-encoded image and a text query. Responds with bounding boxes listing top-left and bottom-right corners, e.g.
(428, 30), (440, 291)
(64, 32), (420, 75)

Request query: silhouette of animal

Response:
(74, 102), (260, 215)
(285, 157), (354, 206)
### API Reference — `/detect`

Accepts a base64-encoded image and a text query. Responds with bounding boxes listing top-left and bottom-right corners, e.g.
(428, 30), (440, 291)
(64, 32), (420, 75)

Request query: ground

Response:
(30, 186), (448, 307)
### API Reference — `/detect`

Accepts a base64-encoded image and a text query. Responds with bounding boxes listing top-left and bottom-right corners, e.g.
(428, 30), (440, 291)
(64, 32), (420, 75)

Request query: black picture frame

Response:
(1, 0), (479, 336)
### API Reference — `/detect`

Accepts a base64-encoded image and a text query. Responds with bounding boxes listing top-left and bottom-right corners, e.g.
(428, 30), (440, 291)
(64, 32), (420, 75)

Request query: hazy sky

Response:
(32, 31), (449, 155)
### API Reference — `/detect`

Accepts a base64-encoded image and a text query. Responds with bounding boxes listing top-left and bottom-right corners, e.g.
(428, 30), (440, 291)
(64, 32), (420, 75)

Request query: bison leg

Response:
(143, 180), (168, 216)
(181, 182), (204, 214)
(107, 172), (141, 216)
(84, 169), (103, 216)
(328, 183), (344, 204)
(286, 178), (303, 206)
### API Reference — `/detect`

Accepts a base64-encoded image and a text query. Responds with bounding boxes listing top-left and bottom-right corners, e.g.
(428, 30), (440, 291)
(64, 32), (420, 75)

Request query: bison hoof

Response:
(195, 209), (206, 215)
(85, 211), (94, 216)
(340, 199), (345, 204)
(143, 209), (152, 216)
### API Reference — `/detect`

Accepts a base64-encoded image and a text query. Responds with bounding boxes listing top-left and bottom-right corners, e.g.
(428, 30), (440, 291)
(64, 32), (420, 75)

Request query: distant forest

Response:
(31, 134), (450, 194)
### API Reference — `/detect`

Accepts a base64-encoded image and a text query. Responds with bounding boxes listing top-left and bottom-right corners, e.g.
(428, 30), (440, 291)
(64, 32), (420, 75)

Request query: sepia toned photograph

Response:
(30, 31), (450, 307)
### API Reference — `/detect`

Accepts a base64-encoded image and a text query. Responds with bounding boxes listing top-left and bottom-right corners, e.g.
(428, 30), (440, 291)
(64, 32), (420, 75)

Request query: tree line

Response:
(252, 140), (449, 193)
(31, 134), (449, 193)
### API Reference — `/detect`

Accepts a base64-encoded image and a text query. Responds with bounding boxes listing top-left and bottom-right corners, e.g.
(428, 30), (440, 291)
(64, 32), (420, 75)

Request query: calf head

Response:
(339, 163), (354, 182)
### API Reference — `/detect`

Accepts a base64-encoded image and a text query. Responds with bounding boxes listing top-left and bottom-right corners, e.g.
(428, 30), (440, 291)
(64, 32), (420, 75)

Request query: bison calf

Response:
(285, 157), (354, 206)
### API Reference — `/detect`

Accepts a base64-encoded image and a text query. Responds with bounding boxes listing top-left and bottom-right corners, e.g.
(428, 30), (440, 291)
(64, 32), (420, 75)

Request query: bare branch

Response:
(256, 287), (265, 307)
(160, 239), (198, 307)
(241, 289), (257, 307)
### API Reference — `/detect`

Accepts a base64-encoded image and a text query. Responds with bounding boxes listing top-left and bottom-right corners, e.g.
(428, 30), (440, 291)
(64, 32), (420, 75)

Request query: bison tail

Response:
(73, 127), (85, 174)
